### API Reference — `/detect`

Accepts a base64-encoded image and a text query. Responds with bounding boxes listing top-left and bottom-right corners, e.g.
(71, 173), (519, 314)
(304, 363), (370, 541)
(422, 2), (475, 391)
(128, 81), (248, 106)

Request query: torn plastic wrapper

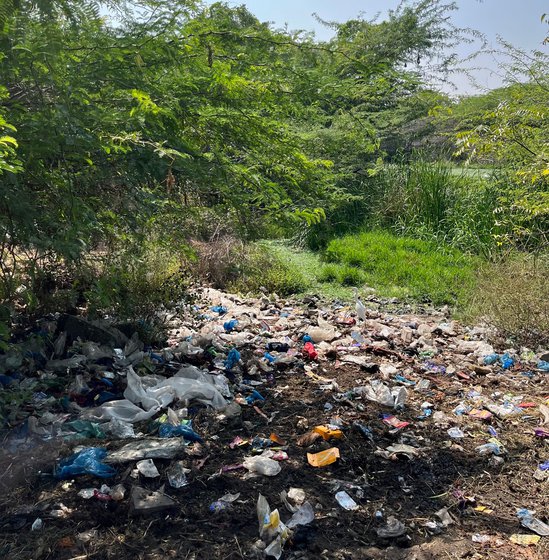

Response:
(307, 447), (340, 467)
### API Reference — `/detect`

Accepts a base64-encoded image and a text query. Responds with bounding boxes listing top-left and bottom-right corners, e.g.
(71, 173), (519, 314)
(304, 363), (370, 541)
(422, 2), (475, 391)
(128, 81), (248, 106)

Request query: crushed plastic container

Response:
(517, 509), (549, 536)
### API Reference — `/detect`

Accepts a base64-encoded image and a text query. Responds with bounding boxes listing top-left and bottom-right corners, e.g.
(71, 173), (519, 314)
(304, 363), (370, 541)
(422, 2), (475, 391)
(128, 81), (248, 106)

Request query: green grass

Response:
(323, 231), (478, 305)
(260, 232), (478, 307)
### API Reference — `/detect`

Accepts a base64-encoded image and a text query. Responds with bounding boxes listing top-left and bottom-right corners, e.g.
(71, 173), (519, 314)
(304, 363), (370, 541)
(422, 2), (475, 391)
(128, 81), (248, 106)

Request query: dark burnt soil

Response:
(0, 353), (547, 560)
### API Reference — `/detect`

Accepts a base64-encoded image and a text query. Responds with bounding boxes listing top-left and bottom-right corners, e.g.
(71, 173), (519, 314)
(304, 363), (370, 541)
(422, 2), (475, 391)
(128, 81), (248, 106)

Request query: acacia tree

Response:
(455, 41), (549, 248)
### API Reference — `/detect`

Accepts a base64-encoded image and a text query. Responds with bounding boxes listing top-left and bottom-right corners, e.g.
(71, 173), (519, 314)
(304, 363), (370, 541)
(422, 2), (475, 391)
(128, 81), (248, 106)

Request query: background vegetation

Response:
(0, 0), (548, 345)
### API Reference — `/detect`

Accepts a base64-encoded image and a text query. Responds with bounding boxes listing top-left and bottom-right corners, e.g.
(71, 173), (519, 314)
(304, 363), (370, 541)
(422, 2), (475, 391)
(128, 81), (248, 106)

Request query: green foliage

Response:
(453, 47), (549, 248)
(323, 230), (478, 305)
(318, 264), (365, 287)
(228, 244), (307, 296)
(84, 238), (190, 320)
(189, 238), (306, 296)
(364, 154), (509, 257)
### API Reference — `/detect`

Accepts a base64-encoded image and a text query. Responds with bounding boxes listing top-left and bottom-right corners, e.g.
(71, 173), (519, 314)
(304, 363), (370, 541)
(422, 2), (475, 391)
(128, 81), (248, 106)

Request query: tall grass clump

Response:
(192, 238), (307, 296)
(367, 153), (510, 257)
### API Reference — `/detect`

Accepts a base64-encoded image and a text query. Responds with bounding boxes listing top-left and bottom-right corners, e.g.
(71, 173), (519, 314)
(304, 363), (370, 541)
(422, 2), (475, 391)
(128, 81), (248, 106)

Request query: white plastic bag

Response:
(244, 455), (282, 476)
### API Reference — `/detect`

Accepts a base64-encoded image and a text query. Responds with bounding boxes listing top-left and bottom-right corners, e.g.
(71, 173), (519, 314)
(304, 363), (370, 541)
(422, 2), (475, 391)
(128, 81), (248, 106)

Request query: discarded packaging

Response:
(136, 459), (160, 478)
(517, 509), (549, 536)
(106, 439), (185, 463)
(509, 534), (541, 546)
(243, 455), (282, 476)
(307, 447), (340, 467)
(55, 447), (116, 479)
(377, 516), (407, 538)
(335, 491), (358, 510)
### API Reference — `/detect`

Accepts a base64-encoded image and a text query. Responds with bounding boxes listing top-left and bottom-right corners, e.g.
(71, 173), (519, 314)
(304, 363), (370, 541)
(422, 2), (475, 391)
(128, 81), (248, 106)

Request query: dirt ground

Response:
(0, 292), (547, 560)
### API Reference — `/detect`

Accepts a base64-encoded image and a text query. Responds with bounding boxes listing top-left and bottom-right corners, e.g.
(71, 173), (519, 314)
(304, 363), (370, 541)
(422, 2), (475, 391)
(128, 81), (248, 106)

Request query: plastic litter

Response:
(307, 447), (340, 467)
(55, 447), (116, 479)
(105, 418), (136, 439)
(537, 360), (549, 371)
(266, 342), (290, 352)
(472, 533), (491, 543)
(211, 306), (227, 315)
(209, 492), (240, 513)
(257, 494), (290, 560)
(353, 288), (367, 322)
(223, 319), (238, 333)
(383, 444), (420, 460)
(243, 454), (282, 476)
(106, 439), (185, 463)
(476, 439), (505, 456)
(356, 381), (407, 409)
(313, 425), (343, 440)
(136, 459), (160, 478)
(447, 427), (465, 439)
(89, 366), (228, 423)
(303, 342), (318, 360)
(280, 487), (306, 513)
(158, 422), (202, 442)
(376, 516), (406, 538)
(286, 501), (315, 528)
(382, 414), (409, 430)
(167, 461), (191, 488)
(31, 518), (43, 531)
(335, 491), (358, 510)
(517, 509), (549, 536)
(224, 348), (241, 370)
(509, 534), (541, 545)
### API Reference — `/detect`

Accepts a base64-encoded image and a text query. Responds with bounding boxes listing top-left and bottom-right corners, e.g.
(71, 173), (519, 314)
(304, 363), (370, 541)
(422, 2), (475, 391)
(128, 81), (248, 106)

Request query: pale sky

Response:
(208, 0), (548, 94)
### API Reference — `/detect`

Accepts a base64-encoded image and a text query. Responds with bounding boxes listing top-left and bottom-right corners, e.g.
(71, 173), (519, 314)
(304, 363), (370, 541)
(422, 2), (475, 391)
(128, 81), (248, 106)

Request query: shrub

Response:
(469, 253), (549, 346)
(191, 238), (308, 296)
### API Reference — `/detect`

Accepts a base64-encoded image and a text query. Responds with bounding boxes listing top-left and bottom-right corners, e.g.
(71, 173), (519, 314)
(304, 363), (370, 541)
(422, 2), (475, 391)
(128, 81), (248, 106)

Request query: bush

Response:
(470, 253), (549, 346)
(191, 238), (308, 296)
(85, 240), (191, 321)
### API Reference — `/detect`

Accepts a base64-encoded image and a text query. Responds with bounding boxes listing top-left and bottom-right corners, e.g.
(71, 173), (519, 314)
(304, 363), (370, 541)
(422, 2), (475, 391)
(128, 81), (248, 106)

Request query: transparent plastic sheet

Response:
(87, 366), (228, 423)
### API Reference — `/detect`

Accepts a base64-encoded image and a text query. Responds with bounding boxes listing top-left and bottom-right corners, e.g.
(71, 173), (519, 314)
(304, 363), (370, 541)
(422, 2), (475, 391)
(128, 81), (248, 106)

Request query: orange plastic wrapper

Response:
(313, 425), (344, 441)
(307, 447), (340, 467)
(270, 433), (286, 445)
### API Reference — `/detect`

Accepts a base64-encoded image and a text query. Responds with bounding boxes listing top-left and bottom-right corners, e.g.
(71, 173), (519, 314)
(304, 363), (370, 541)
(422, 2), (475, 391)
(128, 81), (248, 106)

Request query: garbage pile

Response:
(0, 287), (548, 559)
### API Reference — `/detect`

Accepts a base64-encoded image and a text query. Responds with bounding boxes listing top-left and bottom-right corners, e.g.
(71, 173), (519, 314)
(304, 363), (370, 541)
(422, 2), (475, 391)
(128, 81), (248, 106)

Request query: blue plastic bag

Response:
(54, 447), (116, 479)
(158, 422), (203, 442)
(264, 352), (276, 363)
(537, 360), (549, 372)
(483, 353), (499, 365)
(224, 348), (241, 370)
(211, 306), (227, 315)
(245, 389), (265, 405)
(499, 353), (514, 369)
(223, 319), (238, 333)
